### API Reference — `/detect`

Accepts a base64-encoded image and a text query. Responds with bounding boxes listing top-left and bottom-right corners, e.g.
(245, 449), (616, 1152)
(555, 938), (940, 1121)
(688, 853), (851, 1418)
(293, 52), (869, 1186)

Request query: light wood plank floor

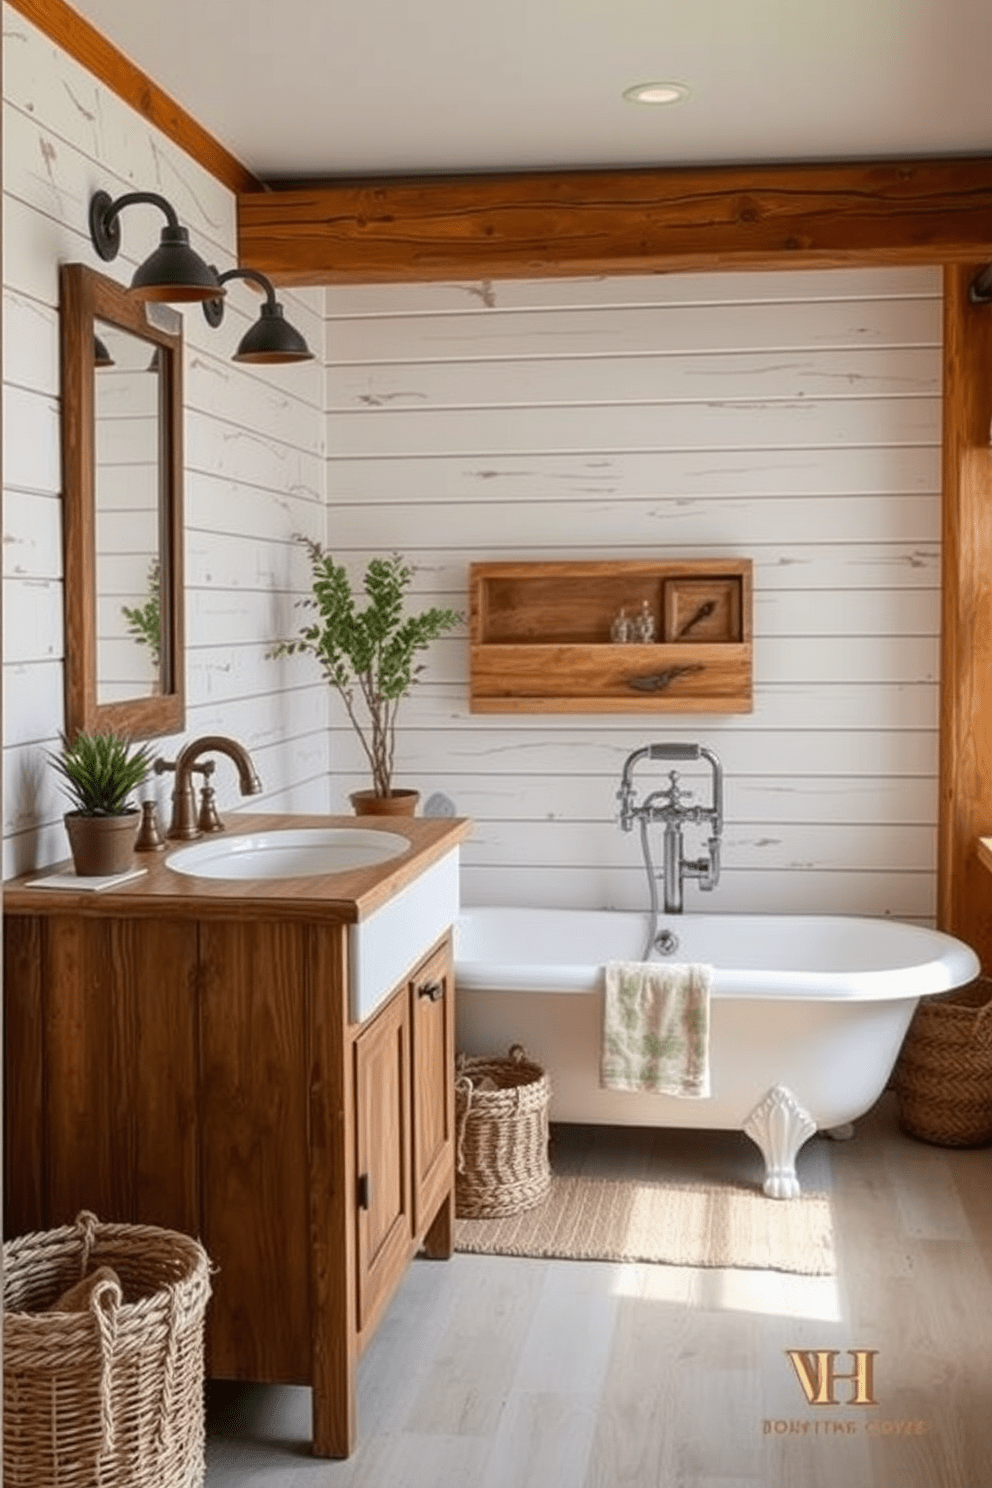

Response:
(205, 1094), (992, 1488)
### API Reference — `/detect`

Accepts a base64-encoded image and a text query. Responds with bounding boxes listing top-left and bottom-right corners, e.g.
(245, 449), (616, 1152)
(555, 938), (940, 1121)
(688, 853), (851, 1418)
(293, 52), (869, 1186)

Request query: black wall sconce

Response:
(88, 187), (311, 365)
(89, 189), (223, 303)
(202, 267), (313, 364)
(969, 265), (992, 305)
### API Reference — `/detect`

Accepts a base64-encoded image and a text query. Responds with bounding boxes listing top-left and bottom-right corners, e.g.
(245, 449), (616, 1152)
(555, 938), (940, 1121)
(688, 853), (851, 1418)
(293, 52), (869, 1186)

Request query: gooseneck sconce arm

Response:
(202, 267), (314, 364)
(88, 189), (224, 303)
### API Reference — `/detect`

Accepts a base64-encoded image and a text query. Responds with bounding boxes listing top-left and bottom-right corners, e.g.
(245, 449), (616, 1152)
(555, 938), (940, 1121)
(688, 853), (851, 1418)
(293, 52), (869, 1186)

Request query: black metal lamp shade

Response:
(202, 267), (314, 364)
(233, 300), (314, 363)
(89, 189), (224, 304)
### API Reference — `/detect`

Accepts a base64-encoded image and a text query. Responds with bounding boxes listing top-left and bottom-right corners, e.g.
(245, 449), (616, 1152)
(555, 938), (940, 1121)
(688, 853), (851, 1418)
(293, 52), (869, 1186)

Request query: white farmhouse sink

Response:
(166, 827), (410, 881)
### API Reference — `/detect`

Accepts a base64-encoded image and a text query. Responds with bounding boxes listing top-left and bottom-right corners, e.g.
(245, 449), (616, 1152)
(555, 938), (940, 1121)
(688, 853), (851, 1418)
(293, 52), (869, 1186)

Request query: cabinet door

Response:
(410, 939), (454, 1237)
(354, 986), (412, 1335)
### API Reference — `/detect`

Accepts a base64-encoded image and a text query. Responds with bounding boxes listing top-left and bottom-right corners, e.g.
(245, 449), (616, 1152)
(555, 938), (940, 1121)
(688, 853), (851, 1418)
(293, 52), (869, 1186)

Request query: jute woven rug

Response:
(454, 1174), (836, 1275)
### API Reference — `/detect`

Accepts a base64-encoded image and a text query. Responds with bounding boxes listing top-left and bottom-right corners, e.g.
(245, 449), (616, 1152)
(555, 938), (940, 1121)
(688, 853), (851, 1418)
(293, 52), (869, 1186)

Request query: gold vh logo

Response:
(786, 1350), (878, 1407)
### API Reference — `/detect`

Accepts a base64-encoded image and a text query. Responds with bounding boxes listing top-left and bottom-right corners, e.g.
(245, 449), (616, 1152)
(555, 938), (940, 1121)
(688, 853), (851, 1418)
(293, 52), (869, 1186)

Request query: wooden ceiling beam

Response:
(238, 156), (992, 286)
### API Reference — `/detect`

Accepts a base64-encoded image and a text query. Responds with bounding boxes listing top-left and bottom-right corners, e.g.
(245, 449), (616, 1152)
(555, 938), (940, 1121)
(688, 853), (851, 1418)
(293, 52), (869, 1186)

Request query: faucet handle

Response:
(135, 800), (166, 852)
(197, 781), (224, 834)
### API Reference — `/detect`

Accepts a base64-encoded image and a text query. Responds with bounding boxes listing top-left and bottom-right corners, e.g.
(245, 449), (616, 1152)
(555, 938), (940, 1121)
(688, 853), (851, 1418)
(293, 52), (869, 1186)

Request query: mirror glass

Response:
(94, 321), (165, 703)
(60, 263), (185, 738)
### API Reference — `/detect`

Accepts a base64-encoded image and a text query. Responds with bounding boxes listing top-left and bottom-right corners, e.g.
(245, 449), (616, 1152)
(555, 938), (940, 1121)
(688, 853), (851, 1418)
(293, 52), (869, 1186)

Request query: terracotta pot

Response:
(349, 788), (420, 818)
(64, 810), (140, 877)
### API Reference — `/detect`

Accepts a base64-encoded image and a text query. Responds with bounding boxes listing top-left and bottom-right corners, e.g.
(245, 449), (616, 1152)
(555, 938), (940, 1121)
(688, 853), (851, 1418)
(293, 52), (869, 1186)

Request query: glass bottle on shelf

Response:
(633, 600), (656, 643)
(610, 606), (632, 643)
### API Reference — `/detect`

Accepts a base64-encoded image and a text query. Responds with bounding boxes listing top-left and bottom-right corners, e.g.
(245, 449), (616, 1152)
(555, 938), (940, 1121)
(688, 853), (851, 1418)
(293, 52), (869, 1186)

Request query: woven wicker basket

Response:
(3, 1211), (211, 1488)
(894, 979), (992, 1147)
(455, 1045), (552, 1217)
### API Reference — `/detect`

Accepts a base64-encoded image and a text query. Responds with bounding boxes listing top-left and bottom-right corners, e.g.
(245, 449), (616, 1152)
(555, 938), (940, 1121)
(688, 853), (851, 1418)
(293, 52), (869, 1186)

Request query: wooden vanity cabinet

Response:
(410, 940), (455, 1239)
(353, 938), (454, 1339)
(3, 909), (456, 1460)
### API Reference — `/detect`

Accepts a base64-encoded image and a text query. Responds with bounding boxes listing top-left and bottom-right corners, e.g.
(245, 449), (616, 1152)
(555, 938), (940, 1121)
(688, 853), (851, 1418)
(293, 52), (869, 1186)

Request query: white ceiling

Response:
(69, 0), (992, 181)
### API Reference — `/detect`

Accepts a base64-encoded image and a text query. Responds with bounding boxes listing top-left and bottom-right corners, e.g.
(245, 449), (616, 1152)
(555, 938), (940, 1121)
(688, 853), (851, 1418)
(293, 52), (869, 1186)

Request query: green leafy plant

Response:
(270, 537), (462, 797)
(121, 557), (162, 670)
(49, 730), (153, 817)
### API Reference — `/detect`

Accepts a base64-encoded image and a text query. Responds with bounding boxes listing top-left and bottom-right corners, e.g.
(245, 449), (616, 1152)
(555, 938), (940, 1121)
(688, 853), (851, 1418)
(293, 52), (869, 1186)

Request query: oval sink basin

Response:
(166, 827), (410, 881)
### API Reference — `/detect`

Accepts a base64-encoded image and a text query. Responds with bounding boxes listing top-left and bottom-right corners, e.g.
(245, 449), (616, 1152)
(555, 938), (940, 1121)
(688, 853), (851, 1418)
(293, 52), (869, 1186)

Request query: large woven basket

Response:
(3, 1211), (211, 1488)
(894, 979), (992, 1147)
(455, 1045), (552, 1217)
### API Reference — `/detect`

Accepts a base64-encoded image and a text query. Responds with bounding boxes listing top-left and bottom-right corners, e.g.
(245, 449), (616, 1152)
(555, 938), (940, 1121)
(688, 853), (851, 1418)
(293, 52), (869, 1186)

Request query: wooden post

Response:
(939, 264), (992, 967)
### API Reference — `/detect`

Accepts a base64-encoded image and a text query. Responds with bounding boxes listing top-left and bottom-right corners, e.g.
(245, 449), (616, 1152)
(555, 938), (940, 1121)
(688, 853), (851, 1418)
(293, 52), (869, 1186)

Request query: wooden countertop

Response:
(2, 812), (472, 925)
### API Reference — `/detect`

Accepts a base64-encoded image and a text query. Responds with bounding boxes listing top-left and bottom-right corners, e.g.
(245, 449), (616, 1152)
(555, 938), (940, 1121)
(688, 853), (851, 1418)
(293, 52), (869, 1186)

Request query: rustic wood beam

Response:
(238, 156), (992, 286)
(939, 264), (992, 968)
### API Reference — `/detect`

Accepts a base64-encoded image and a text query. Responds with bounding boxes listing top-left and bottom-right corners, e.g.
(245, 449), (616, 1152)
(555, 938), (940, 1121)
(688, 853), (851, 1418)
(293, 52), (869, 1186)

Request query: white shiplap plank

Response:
(185, 407), (323, 501)
(186, 586), (304, 649)
(183, 642), (317, 708)
(323, 265), (941, 317)
(184, 473), (323, 546)
(329, 722), (938, 779)
(2, 660), (64, 748)
(3, 576), (63, 665)
(3, 820), (70, 881)
(325, 297), (941, 365)
(3, 739), (64, 836)
(2, 488), (62, 581)
(326, 445), (940, 500)
(329, 396), (940, 459)
(379, 679), (940, 732)
(179, 686), (329, 756)
(459, 818), (936, 875)
(457, 865), (936, 919)
(2, 288), (60, 395)
(3, 385), (60, 494)
(330, 493), (940, 550)
(326, 545), (941, 597)
(185, 349), (325, 456)
(753, 588), (938, 637)
(184, 526), (315, 592)
(326, 346), (942, 412)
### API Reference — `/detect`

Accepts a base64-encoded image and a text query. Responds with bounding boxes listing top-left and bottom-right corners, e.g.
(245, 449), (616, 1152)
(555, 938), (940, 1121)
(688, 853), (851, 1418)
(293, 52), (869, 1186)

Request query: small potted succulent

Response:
(270, 538), (461, 814)
(50, 729), (154, 875)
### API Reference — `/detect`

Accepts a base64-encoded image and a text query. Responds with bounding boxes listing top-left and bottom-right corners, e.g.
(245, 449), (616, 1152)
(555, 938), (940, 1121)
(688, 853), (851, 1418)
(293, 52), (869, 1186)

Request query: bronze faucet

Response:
(155, 735), (263, 840)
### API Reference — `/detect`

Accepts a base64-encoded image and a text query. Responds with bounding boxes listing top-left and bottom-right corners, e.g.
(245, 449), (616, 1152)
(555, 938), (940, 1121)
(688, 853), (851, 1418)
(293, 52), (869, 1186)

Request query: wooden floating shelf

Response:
(469, 559), (753, 715)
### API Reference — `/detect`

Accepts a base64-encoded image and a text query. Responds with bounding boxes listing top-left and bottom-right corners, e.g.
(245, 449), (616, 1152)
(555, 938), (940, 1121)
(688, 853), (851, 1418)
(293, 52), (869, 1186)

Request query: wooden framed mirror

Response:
(60, 262), (185, 739)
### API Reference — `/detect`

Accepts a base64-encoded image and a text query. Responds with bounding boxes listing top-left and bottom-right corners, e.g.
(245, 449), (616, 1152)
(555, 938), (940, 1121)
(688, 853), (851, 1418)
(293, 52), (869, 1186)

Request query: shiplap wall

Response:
(2, 3), (330, 879)
(323, 269), (942, 920)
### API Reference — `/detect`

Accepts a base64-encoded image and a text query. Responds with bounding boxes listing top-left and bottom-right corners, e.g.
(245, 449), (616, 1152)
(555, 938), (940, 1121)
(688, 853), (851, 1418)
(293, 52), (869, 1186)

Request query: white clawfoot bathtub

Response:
(454, 908), (980, 1198)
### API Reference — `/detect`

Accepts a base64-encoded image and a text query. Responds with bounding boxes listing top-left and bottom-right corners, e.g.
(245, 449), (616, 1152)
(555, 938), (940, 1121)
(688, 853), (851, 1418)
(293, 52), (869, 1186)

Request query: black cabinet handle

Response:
(417, 980), (444, 1002)
(357, 1173), (371, 1210)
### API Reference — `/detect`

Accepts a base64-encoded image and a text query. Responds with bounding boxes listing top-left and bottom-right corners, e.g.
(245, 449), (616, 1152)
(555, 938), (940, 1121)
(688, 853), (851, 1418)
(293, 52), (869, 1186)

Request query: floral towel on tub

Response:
(600, 961), (712, 1098)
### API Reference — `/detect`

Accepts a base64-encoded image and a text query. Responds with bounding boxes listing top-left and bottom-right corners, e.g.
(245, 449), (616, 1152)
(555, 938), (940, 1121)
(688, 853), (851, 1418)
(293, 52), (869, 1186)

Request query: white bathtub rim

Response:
(454, 906), (980, 1002)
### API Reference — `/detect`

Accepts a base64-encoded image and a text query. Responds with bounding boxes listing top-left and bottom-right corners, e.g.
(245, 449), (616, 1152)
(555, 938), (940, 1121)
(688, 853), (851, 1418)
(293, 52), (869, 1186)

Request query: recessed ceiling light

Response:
(622, 81), (690, 106)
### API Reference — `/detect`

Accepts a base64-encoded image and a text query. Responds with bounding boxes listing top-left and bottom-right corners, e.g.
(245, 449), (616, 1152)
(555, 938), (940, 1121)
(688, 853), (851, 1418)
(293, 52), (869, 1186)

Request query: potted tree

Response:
(50, 729), (154, 875)
(271, 538), (461, 815)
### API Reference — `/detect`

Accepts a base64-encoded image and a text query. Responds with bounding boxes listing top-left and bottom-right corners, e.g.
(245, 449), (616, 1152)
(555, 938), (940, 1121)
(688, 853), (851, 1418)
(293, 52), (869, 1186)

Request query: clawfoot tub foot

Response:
(743, 1085), (817, 1200)
(823, 1122), (855, 1141)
